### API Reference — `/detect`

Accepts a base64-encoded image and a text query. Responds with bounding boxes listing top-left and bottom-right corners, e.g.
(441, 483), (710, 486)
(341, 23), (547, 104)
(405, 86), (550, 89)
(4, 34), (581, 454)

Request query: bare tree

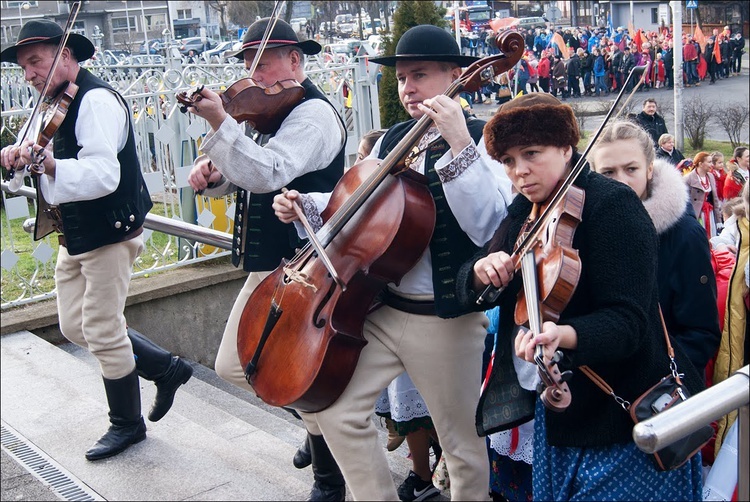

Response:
(715, 99), (750, 149)
(683, 95), (715, 150)
(227, 1), (275, 30)
(207, 1), (229, 39)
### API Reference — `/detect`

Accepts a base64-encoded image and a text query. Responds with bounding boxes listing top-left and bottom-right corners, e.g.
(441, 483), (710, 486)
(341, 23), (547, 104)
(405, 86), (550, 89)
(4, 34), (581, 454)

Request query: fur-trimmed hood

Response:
(643, 158), (689, 235)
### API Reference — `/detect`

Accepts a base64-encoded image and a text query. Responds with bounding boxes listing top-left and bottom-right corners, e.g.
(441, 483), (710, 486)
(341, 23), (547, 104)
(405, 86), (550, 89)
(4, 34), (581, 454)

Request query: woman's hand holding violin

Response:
(514, 320), (578, 364)
(473, 251), (514, 292)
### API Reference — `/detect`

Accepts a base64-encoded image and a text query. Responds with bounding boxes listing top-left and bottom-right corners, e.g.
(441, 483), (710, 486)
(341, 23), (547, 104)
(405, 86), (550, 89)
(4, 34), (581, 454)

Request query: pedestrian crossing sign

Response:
(686, 0), (698, 8)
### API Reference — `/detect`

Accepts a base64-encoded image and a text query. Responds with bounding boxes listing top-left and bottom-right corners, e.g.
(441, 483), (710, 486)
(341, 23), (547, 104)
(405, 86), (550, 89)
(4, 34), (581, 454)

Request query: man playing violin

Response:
(273, 25), (513, 500)
(454, 93), (704, 500)
(185, 18), (347, 501)
(0, 20), (192, 461)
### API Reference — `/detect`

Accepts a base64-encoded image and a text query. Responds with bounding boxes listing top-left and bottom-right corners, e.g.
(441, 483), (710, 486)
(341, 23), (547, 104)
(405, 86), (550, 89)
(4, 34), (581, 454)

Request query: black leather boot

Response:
(308, 434), (346, 501)
(294, 433), (312, 469)
(127, 327), (193, 422)
(85, 369), (147, 461)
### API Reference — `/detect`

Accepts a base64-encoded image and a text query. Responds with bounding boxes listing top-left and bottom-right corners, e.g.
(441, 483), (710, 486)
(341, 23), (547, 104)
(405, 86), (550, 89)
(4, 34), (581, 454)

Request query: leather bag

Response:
(579, 307), (713, 471)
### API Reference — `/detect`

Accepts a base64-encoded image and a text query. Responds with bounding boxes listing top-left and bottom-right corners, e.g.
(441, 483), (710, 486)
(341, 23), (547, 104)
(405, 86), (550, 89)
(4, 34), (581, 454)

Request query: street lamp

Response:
(17, 1), (30, 35)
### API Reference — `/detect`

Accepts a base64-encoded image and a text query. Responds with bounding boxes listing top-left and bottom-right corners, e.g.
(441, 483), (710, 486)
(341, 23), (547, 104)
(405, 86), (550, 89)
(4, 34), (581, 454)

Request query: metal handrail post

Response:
(2, 181), (233, 250)
(633, 366), (749, 500)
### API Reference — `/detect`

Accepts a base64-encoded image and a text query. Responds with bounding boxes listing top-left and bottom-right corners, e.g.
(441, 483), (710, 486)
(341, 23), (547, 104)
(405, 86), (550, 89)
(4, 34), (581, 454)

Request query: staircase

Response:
(1, 331), (416, 501)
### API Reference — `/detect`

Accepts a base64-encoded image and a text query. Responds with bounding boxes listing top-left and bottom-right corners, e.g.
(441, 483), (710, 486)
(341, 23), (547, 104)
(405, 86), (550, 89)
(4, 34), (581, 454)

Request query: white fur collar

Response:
(642, 158), (689, 235)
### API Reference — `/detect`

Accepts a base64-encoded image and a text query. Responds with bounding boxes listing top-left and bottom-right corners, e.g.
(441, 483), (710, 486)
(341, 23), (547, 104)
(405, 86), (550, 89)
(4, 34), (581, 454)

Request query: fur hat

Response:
(226, 17), (321, 59)
(484, 93), (579, 161)
(1, 19), (95, 63)
(370, 25), (478, 67)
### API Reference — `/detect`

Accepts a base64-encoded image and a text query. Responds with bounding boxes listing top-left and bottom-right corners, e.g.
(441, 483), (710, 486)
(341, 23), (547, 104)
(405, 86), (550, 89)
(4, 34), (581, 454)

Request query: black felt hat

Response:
(226, 17), (321, 59)
(369, 25), (479, 67)
(1, 19), (95, 63)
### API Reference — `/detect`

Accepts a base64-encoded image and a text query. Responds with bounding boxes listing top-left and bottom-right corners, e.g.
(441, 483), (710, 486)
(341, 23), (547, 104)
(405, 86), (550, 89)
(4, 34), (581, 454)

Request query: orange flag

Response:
(551, 32), (569, 60)
(713, 35), (722, 64)
(628, 21), (636, 39)
(693, 26), (707, 53)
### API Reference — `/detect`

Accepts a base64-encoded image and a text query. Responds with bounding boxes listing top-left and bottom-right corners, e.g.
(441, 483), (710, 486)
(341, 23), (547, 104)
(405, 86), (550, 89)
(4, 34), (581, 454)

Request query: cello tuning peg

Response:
(551, 350), (564, 364)
(179, 105), (188, 114)
(559, 370), (574, 383)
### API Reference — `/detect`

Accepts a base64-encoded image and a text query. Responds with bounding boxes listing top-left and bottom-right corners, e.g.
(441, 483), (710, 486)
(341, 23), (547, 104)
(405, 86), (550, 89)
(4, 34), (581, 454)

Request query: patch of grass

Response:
(1, 201), (173, 304)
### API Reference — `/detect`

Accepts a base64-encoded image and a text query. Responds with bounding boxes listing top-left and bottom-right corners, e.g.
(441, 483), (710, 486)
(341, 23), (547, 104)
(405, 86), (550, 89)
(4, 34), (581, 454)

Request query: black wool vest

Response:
(233, 78), (345, 272)
(50, 69), (152, 255)
(378, 115), (486, 318)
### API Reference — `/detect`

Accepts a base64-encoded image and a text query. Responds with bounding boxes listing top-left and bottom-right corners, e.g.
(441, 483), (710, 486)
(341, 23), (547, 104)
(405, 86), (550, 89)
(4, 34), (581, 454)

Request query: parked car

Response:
(290, 17), (307, 33)
(203, 40), (236, 62)
(178, 37), (218, 56)
(513, 16), (549, 30)
(322, 43), (350, 63)
(139, 38), (164, 55)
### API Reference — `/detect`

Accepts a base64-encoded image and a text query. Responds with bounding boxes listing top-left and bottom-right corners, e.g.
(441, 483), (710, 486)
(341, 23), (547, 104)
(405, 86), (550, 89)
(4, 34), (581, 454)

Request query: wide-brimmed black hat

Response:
(1, 19), (95, 63)
(370, 25), (479, 67)
(226, 17), (321, 59)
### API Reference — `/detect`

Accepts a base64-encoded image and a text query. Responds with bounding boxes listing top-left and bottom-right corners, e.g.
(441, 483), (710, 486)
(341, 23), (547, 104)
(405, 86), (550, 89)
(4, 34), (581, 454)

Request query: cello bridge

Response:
(283, 266), (318, 292)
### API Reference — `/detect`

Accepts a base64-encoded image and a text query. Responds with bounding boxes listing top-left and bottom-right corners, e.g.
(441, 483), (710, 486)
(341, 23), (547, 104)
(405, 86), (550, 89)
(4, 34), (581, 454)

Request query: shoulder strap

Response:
(580, 305), (678, 410)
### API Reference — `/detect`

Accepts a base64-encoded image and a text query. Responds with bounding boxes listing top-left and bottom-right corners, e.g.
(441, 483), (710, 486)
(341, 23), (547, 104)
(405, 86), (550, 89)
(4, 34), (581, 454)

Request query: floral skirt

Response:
(533, 399), (703, 501)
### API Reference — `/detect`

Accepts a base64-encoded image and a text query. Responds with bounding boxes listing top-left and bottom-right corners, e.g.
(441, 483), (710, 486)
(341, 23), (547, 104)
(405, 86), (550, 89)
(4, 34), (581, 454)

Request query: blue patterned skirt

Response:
(532, 399), (703, 501)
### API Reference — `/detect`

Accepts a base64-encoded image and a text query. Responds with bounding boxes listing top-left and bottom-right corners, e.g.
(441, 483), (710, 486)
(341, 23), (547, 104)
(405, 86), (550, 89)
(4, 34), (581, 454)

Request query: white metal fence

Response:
(1, 51), (381, 309)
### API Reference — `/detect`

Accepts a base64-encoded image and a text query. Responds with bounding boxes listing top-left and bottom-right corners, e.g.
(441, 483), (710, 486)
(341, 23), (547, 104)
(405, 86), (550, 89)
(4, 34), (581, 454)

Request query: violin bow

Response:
(17, 1), (82, 148)
(476, 63), (650, 305)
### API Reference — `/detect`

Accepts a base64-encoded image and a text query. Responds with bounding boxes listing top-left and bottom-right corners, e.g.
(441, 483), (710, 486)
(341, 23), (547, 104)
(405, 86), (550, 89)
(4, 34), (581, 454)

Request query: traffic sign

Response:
(686, 0), (698, 9)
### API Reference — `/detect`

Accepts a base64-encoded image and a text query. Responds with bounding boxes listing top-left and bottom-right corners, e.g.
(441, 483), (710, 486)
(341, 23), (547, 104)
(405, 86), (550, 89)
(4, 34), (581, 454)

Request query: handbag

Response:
(579, 308), (713, 471)
(496, 85), (511, 98)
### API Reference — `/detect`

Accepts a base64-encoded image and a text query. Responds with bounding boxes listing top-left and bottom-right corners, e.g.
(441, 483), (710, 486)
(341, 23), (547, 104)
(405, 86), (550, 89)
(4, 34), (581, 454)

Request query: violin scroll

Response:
(176, 85), (205, 113)
(535, 349), (573, 412)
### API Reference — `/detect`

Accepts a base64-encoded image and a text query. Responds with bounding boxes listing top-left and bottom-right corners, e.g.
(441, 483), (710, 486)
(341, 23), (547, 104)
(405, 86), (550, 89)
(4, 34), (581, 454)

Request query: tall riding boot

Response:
(127, 327), (193, 422)
(85, 369), (147, 461)
(308, 434), (346, 501)
(293, 432), (312, 469)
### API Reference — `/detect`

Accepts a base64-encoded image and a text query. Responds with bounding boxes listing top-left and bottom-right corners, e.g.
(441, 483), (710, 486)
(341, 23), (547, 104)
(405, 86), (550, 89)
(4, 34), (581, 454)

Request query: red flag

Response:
(694, 26), (707, 53)
(713, 35), (722, 64)
(634, 29), (643, 53)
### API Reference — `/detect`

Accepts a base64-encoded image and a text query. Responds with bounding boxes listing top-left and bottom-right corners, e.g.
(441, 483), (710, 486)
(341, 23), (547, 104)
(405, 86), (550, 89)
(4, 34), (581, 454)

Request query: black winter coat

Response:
(646, 160), (721, 375)
(635, 111), (668, 147)
(456, 163), (704, 447)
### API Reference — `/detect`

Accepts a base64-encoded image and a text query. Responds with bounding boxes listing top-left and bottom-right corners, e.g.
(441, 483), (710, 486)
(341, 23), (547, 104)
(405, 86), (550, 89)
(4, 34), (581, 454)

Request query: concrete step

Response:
(1, 331), (416, 501)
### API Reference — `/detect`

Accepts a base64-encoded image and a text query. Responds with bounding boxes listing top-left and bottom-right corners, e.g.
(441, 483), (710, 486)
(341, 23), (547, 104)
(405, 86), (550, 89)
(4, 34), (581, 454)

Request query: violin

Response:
(513, 186), (584, 412)
(175, 78), (305, 134)
(175, 1), (305, 135)
(6, 2), (82, 193)
(476, 63), (653, 411)
(234, 31), (526, 412)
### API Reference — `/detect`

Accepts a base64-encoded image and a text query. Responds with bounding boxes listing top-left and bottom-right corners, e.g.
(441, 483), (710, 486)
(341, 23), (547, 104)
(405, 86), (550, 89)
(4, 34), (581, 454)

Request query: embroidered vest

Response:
(233, 78), (345, 272)
(49, 69), (152, 255)
(378, 115), (486, 318)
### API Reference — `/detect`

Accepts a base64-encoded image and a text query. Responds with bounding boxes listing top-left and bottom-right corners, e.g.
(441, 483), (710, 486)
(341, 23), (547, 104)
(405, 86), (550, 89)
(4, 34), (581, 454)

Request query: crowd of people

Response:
(459, 23), (745, 104)
(1, 14), (748, 502)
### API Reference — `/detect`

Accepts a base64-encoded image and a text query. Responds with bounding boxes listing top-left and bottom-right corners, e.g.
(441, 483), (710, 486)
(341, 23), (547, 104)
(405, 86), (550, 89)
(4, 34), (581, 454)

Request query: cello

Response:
(235, 31), (526, 413)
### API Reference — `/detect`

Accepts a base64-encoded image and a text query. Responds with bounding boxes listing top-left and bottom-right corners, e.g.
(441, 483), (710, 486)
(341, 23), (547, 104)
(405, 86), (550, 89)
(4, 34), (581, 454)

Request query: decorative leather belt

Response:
(58, 226), (144, 248)
(381, 289), (436, 316)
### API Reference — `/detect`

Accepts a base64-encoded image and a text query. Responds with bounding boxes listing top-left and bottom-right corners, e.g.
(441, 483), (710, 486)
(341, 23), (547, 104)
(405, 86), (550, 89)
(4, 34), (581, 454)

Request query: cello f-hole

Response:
(312, 280), (337, 329)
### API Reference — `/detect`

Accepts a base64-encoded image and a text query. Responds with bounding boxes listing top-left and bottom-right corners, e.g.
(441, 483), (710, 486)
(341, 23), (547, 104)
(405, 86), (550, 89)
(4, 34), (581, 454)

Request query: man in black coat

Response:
(634, 98), (668, 147)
